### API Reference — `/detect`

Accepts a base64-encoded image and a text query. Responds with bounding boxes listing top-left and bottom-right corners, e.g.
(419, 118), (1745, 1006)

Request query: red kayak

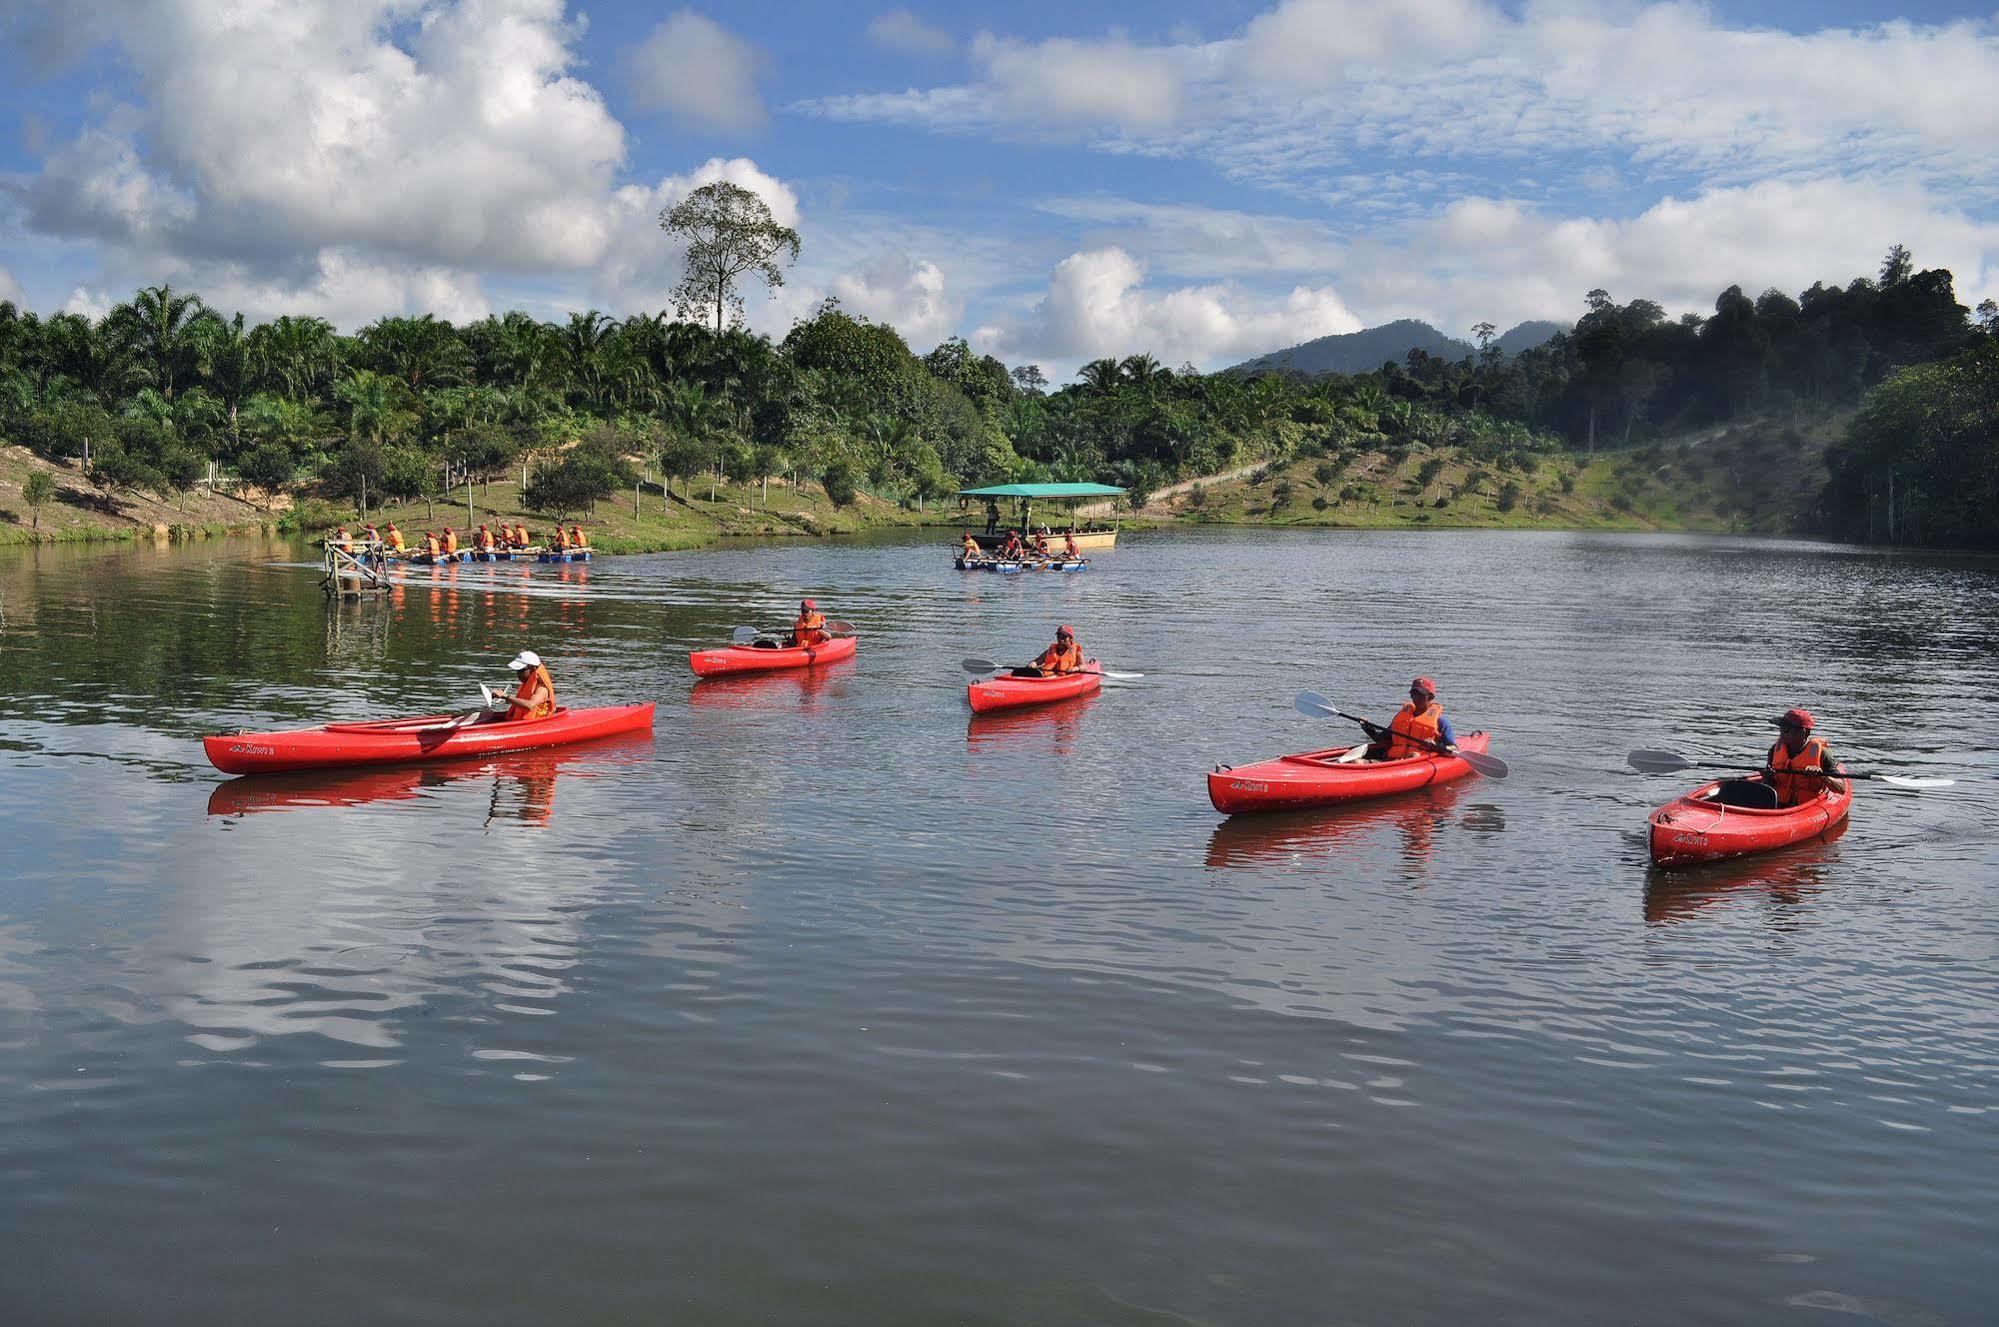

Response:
(1647, 775), (1853, 868)
(202, 704), (655, 775)
(1207, 732), (1492, 815)
(688, 634), (857, 677)
(967, 661), (1102, 713)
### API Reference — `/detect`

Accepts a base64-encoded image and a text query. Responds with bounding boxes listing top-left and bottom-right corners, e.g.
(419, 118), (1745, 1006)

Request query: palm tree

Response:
(109, 284), (221, 400)
(248, 316), (342, 401)
(335, 370), (416, 446)
(1077, 357), (1123, 396)
(357, 315), (471, 395)
(1120, 352), (1167, 388)
(197, 314), (252, 452)
(559, 310), (615, 404)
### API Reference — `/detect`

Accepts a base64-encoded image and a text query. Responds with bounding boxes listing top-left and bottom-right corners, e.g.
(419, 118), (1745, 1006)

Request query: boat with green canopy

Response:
(958, 482), (1126, 550)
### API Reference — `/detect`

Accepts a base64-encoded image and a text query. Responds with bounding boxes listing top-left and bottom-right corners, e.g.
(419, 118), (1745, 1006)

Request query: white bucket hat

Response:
(507, 650), (542, 671)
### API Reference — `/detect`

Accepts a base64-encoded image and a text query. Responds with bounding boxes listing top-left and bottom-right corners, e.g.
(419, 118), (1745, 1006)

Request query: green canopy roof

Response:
(959, 483), (1126, 498)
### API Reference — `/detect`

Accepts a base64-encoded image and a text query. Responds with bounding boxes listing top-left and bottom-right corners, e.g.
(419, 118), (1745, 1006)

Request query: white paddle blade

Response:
(732, 626), (762, 644)
(480, 682), (495, 706)
(1878, 774), (1954, 789)
(1294, 691), (1337, 718)
(1100, 670), (1145, 681)
(828, 620), (856, 635)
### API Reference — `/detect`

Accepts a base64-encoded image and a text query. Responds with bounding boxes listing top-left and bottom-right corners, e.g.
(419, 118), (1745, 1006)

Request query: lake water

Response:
(2, 528), (1996, 1325)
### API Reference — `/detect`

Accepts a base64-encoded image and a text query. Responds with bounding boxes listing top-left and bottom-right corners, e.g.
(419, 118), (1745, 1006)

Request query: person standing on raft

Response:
(498, 651), (556, 721)
(1762, 708), (1846, 806)
(1016, 625), (1083, 676)
(791, 600), (829, 647)
(1336, 676), (1459, 763)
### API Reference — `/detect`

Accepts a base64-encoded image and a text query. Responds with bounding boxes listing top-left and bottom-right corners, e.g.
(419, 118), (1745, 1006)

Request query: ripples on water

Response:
(1, 529), (1996, 1325)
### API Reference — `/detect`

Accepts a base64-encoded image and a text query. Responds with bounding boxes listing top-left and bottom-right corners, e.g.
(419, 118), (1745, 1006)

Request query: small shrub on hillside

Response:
(1251, 466), (1272, 487)
(1496, 480), (1523, 513)
(1515, 452), (1540, 474)
(821, 459), (858, 508)
(1312, 495), (1329, 511)
(1612, 492), (1635, 513)
(1295, 440), (1326, 460)
(1433, 496), (1448, 508)
(1559, 470), (1577, 494)
(1314, 461), (1337, 486)
(1271, 480), (1293, 505)
(1188, 484), (1207, 508)
(1416, 457), (1445, 486)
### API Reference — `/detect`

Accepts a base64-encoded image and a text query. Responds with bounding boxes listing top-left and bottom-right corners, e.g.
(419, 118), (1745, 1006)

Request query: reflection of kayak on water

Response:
(1203, 779), (1474, 869)
(964, 691), (1094, 753)
(206, 732), (654, 819)
(954, 556), (1088, 573)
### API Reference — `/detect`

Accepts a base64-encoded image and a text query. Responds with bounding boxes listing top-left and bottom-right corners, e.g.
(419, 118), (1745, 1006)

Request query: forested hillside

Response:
(1, 245), (1991, 547)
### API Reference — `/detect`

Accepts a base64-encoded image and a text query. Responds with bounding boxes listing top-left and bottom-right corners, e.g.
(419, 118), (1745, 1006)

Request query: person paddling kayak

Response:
(1336, 676), (1458, 763)
(1001, 529), (1026, 560)
(1762, 707), (1846, 806)
(499, 651), (556, 721)
(792, 599), (829, 647)
(1015, 625), (1083, 677)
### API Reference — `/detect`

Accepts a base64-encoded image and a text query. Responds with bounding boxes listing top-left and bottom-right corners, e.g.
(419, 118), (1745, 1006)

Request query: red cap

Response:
(1056, 624), (1074, 638)
(1771, 707), (1814, 730)
(1410, 676), (1437, 696)
(802, 598), (816, 609)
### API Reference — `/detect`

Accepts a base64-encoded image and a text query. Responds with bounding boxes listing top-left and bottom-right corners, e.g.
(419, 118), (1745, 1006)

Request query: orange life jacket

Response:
(334, 529), (351, 552)
(477, 527), (494, 550)
(386, 528), (405, 552)
(1384, 700), (1444, 760)
(443, 530), (459, 553)
(512, 525), (528, 547)
(1034, 641), (1083, 674)
(1768, 736), (1832, 807)
(423, 535), (440, 556)
(512, 664), (555, 721)
(1033, 535), (1050, 555)
(792, 611), (827, 647)
(1064, 535), (1079, 558)
(551, 528), (567, 549)
(569, 527), (587, 548)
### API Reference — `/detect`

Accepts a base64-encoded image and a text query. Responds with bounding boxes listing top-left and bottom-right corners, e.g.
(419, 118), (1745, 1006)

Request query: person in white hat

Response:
(500, 650), (555, 721)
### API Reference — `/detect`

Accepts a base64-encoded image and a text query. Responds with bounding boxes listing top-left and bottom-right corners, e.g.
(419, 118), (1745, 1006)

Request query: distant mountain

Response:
(1231, 318), (1568, 377)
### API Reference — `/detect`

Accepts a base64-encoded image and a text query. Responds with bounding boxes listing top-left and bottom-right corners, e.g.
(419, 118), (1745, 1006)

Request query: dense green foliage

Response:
(1, 242), (1991, 542)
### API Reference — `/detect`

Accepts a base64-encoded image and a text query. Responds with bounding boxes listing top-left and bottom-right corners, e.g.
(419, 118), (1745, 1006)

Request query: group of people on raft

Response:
(329, 522), (591, 559)
(961, 529), (1083, 564)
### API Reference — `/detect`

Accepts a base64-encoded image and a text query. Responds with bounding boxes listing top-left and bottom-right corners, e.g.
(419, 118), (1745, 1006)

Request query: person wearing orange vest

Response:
(500, 650), (556, 721)
(332, 525), (351, 553)
(442, 528), (460, 555)
(791, 599), (829, 647)
(1000, 529), (1025, 559)
(363, 522), (379, 547)
(1337, 676), (1457, 763)
(1063, 531), (1080, 560)
(568, 524), (588, 549)
(512, 522), (529, 548)
(1761, 708), (1846, 807)
(1021, 624), (1082, 676)
(1032, 532), (1051, 559)
(384, 522), (405, 553)
(550, 526), (568, 550)
(422, 531), (441, 558)
(476, 523), (495, 552)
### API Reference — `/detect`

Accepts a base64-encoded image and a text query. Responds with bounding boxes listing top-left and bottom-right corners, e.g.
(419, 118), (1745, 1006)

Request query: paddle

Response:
(960, 657), (1144, 681)
(1293, 691), (1510, 778)
(1627, 748), (1953, 789)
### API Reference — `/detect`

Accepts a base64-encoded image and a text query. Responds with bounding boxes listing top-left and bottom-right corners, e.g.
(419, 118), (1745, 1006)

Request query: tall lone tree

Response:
(660, 182), (801, 334)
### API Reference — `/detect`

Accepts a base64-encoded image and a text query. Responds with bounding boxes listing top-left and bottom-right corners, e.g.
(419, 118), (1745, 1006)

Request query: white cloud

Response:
(586, 157), (802, 316)
(622, 10), (767, 133)
(802, 6), (1999, 206)
(976, 246), (1361, 373)
(1342, 180), (1999, 334)
(831, 253), (958, 348)
(1036, 197), (1344, 279)
(868, 9), (956, 58)
(16, 0), (626, 276)
(0, 265), (26, 307)
(971, 33), (1187, 130)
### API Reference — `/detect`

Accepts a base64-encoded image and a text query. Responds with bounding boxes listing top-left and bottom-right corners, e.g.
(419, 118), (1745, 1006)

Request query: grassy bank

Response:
(0, 446), (281, 546)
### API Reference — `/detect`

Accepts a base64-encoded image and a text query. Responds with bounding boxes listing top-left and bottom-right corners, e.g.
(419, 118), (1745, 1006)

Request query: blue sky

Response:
(1, 1), (1994, 377)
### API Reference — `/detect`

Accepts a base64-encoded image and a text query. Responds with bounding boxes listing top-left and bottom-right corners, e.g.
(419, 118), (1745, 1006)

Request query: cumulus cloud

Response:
(972, 33), (1187, 130)
(0, 265), (28, 306)
(831, 253), (958, 347)
(976, 246), (1361, 374)
(1036, 197), (1344, 279)
(586, 157), (802, 311)
(622, 10), (767, 132)
(14, 0), (626, 280)
(1342, 179), (1999, 334)
(868, 9), (955, 58)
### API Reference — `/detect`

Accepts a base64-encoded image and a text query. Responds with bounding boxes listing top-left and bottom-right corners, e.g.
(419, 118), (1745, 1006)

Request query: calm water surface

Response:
(2, 528), (1996, 1325)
